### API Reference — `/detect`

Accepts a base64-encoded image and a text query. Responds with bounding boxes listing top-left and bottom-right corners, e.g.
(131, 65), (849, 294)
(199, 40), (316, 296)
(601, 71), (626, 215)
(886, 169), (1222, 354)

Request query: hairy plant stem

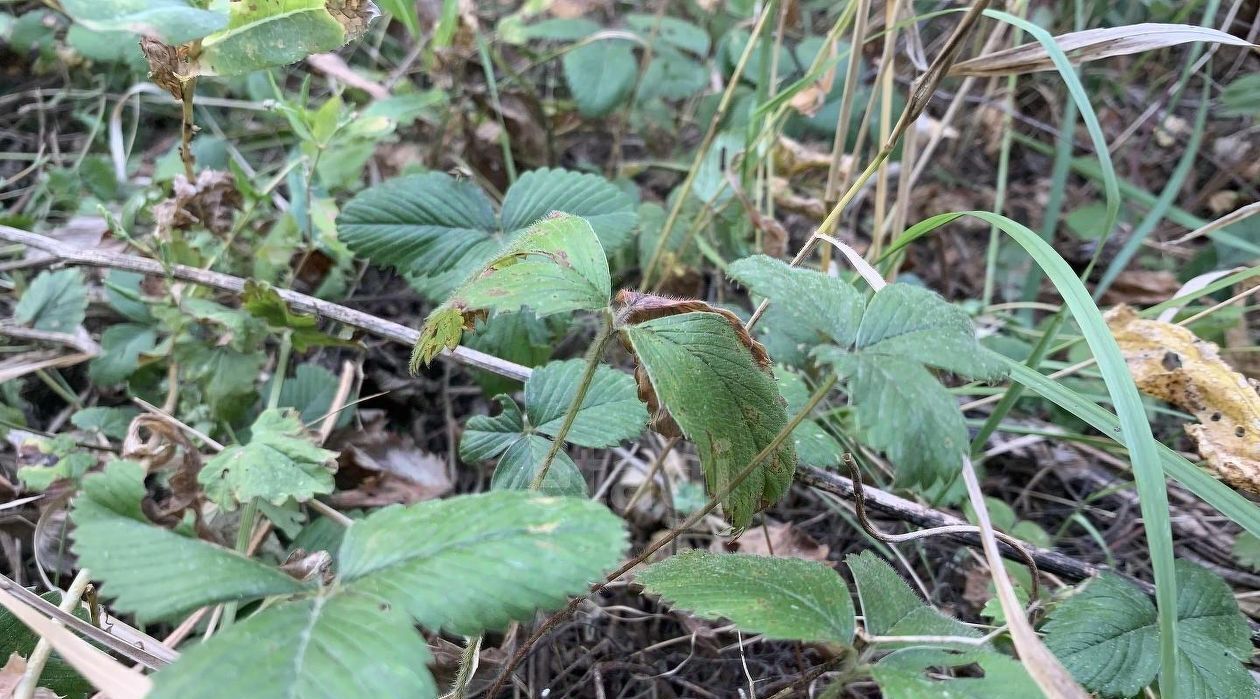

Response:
(454, 311), (615, 694)
(220, 498), (259, 629)
(486, 374), (839, 697)
(445, 635), (481, 699)
(529, 309), (616, 490)
(180, 78), (197, 180)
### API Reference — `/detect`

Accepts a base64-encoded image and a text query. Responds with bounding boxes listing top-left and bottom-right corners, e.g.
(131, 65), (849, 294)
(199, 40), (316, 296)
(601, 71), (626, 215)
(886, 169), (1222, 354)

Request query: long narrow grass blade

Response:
(980, 10), (1120, 253)
(888, 210), (1180, 697)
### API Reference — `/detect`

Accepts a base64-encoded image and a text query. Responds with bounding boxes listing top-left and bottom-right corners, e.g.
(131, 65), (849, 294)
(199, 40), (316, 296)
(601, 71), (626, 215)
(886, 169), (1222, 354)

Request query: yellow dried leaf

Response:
(1107, 304), (1260, 495)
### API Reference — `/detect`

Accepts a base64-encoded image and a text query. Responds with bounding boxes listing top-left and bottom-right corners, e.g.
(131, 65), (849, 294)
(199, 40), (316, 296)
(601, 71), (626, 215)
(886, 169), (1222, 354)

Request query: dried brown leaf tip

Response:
(326, 0), (381, 41)
(616, 290), (771, 368)
(139, 38), (190, 101)
(1107, 304), (1260, 495)
(616, 291), (773, 438)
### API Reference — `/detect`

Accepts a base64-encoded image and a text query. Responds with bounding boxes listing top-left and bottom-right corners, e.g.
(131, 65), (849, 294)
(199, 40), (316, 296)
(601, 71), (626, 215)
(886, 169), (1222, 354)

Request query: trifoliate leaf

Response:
(338, 172), (499, 295)
(339, 169), (633, 302)
(149, 590), (434, 699)
(638, 550), (855, 644)
(199, 408), (336, 509)
(853, 283), (1006, 380)
(873, 648), (1040, 698)
(525, 360), (647, 448)
(72, 460), (311, 622)
(59, 0), (226, 44)
(15, 269), (87, 333)
(338, 490), (627, 635)
(242, 280), (356, 352)
(563, 39), (637, 117)
(411, 213), (610, 369)
(71, 406), (141, 441)
(491, 434), (587, 497)
(500, 168), (637, 252)
(195, 0), (379, 76)
(622, 311), (795, 529)
(89, 323), (157, 386)
(728, 255), (864, 347)
(820, 353), (969, 487)
(460, 395), (526, 461)
(1044, 560), (1255, 699)
(847, 551), (979, 643)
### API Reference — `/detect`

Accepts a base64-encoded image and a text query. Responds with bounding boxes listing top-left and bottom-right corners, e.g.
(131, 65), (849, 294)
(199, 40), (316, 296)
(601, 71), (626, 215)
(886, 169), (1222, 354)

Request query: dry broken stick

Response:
(0, 225), (528, 383)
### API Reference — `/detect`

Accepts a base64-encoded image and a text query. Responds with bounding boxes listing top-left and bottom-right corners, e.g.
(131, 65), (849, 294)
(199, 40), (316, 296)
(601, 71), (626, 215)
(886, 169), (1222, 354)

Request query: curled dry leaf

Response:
(122, 414), (203, 525)
(616, 290), (771, 439)
(950, 23), (1255, 78)
(1107, 304), (1260, 495)
(772, 135), (849, 177)
(280, 548), (334, 584)
(770, 176), (827, 219)
(151, 170), (243, 238)
(138, 37), (189, 101)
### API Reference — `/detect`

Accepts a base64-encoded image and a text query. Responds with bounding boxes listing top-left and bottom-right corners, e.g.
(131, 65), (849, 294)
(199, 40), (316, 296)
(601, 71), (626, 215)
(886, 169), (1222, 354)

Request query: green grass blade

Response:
(888, 210), (1179, 697)
(981, 9), (1120, 250)
(1143, 265), (1260, 318)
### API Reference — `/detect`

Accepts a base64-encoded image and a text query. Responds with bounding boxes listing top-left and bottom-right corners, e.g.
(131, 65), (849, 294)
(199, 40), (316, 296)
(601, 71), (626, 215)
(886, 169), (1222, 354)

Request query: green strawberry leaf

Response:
(638, 550), (855, 644)
(199, 408), (337, 509)
(622, 311), (795, 529)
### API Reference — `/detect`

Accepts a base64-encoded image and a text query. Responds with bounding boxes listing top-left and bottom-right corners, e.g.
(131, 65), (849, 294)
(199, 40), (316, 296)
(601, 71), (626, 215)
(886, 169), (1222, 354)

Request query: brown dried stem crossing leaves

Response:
(1107, 305), (1260, 495)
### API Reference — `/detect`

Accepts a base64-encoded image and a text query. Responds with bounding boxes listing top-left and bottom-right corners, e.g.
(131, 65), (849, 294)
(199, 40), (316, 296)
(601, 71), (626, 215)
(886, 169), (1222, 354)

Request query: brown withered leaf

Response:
(616, 290), (771, 438)
(769, 176), (827, 219)
(138, 38), (189, 101)
(715, 519), (831, 562)
(122, 414), (203, 525)
(1099, 269), (1180, 306)
(1107, 304), (1260, 495)
(280, 548), (334, 584)
(772, 136), (848, 177)
(331, 429), (452, 508)
(151, 170), (242, 238)
(0, 653), (58, 699)
(326, 0), (381, 42)
(950, 23), (1254, 78)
